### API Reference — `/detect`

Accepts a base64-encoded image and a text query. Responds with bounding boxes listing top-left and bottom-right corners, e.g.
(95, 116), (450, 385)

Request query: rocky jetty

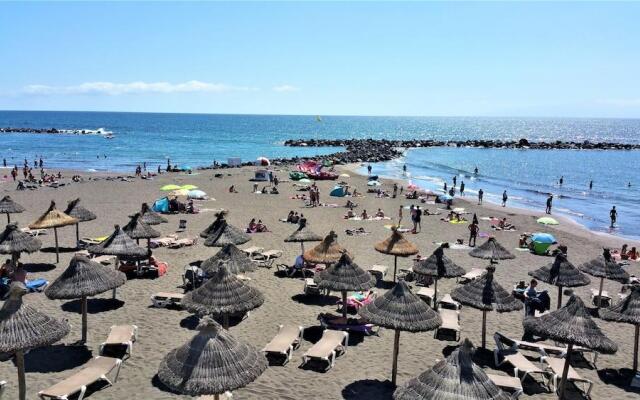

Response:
(1, 127), (62, 134)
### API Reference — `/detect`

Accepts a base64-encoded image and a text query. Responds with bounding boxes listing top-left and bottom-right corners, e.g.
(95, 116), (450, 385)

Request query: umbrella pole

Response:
(16, 349), (26, 400)
(342, 291), (348, 319)
(481, 310), (487, 348)
(112, 256), (119, 299)
(54, 227), (60, 263)
(214, 395), (220, 400)
(634, 325), (639, 372)
(391, 329), (401, 386)
(147, 238), (151, 264)
(81, 295), (88, 343)
(558, 343), (573, 400)
(597, 277), (605, 309)
(433, 278), (439, 307)
(75, 223), (80, 248)
(223, 313), (230, 330)
(393, 256), (398, 283)
(6, 212), (9, 224)
(557, 286), (563, 309)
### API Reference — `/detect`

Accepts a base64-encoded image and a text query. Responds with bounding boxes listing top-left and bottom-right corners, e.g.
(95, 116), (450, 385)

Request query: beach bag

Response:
(155, 262), (168, 277)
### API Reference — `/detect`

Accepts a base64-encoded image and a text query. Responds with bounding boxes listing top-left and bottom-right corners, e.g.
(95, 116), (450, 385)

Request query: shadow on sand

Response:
(61, 298), (124, 314)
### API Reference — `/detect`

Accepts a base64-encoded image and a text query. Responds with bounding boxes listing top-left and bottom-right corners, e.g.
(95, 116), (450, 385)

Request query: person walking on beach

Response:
(502, 190), (508, 207)
(392, 183), (398, 198)
(474, 166), (478, 174)
(610, 206), (617, 228)
(398, 205), (403, 226)
(402, 164), (407, 175)
(589, 180), (593, 190)
(2, 158), (6, 167)
(415, 206), (422, 233)
(367, 164), (372, 175)
(478, 189), (484, 205)
(559, 176), (564, 186)
(545, 194), (553, 214)
(452, 175), (457, 187)
(443, 182), (447, 193)
(459, 181), (465, 196)
(468, 220), (479, 247)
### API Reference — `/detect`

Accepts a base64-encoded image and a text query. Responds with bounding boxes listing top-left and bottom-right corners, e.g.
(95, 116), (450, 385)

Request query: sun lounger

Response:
(150, 237), (177, 248)
(416, 287), (436, 307)
(590, 288), (612, 307)
(438, 293), (461, 310)
(252, 249), (282, 268)
(168, 237), (197, 249)
(368, 264), (388, 281)
(0, 380), (5, 399)
(542, 356), (593, 397)
(301, 329), (348, 371)
(262, 325), (304, 365)
(92, 255), (117, 265)
(151, 292), (185, 308)
(494, 332), (598, 368)
(99, 325), (138, 359)
(318, 313), (378, 335)
(493, 337), (550, 387)
(241, 246), (264, 258)
(21, 227), (46, 237)
(435, 309), (460, 341)
(457, 268), (485, 284)
(486, 374), (523, 399)
(38, 356), (123, 400)
(304, 278), (320, 295)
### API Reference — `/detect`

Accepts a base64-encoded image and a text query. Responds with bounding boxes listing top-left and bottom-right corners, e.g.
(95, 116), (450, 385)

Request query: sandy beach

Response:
(1, 164), (639, 400)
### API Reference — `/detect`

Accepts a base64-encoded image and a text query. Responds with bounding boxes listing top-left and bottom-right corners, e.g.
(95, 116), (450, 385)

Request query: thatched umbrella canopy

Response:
(123, 213), (160, 261)
(0, 195), (25, 224)
(413, 243), (466, 304)
(314, 252), (376, 318)
(451, 266), (522, 348)
(375, 228), (419, 282)
(29, 201), (78, 263)
(469, 237), (515, 263)
(201, 244), (257, 275)
(303, 231), (348, 265)
(158, 317), (267, 399)
(45, 255), (126, 343)
(394, 338), (510, 400)
(601, 286), (640, 372)
(182, 264), (264, 329)
(202, 211), (251, 247)
(529, 253), (590, 309)
(523, 293), (617, 399)
(579, 248), (630, 308)
(140, 202), (167, 225)
(359, 280), (441, 385)
(64, 198), (97, 245)
(284, 219), (322, 254)
(0, 282), (70, 400)
(0, 223), (42, 267)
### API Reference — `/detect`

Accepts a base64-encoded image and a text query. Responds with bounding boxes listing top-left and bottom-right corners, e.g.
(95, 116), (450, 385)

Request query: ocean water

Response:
(1, 111), (640, 238)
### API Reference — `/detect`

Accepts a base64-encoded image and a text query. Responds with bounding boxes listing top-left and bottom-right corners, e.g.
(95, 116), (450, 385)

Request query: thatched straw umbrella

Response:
(303, 231), (347, 265)
(413, 243), (466, 304)
(45, 255), (126, 343)
(523, 292), (617, 399)
(0, 195), (25, 224)
(64, 198), (96, 246)
(469, 237), (515, 263)
(182, 264), (264, 329)
(201, 244), (257, 275)
(0, 223), (42, 268)
(284, 219), (322, 254)
(201, 211), (251, 247)
(0, 282), (70, 400)
(601, 286), (640, 372)
(28, 201), (78, 263)
(579, 248), (629, 308)
(359, 280), (441, 385)
(375, 228), (419, 282)
(451, 266), (522, 348)
(529, 253), (590, 309)
(123, 212), (160, 262)
(394, 338), (510, 400)
(314, 252), (376, 318)
(158, 317), (267, 399)
(140, 202), (167, 225)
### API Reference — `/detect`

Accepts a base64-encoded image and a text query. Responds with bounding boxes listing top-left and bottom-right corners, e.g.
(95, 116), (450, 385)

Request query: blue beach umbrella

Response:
(531, 233), (556, 244)
(438, 194), (453, 202)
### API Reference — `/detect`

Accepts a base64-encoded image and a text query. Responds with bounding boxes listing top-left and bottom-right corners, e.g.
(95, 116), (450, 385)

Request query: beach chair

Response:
(253, 249), (282, 268)
(304, 278), (320, 295)
(542, 356), (593, 397)
(493, 335), (551, 387)
(150, 237), (176, 248)
(21, 227), (46, 237)
(151, 292), (185, 308)
(92, 255), (117, 266)
(438, 293), (462, 310)
(590, 288), (612, 307)
(0, 380), (5, 399)
(38, 356), (122, 400)
(494, 332), (598, 368)
(416, 287), (436, 307)
(457, 268), (485, 284)
(99, 325), (138, 359)
(301, 329), (348, 371)
(486, 374), (523, 399)
(183, 264), (204, 290)
(168, 237), (197, 249)
(177, 219), (187, 232)
(368, 265), (388, 282)
(261, 324), (304, 365)
(435, 309), (460, 341)
(241, 246), (264, 258)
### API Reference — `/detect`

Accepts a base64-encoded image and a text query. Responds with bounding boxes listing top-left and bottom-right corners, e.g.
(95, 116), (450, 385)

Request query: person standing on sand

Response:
(403, 164), (407, 174)
(398, 205), (403, 226)
(452, 175), (457, 187)
(468, 221), (479, 246)
(474, 166), (478, 174)
(502, 190), (508, 207)
(367, 164), (372, 175)
(478, 189), (484, 205)
(443, 182), (447, 193)
(459, 181), (465, 196)
(415, 206), (422, 233)
(3, 158), (6, 167)
(610, 206), (617, 228)
(393, 183), (398, 198)
(559, 176), (564, 186)
(545, 194), (553, 214)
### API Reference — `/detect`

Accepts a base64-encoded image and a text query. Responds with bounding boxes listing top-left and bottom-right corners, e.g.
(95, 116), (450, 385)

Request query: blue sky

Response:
(1, 2), (639, 117)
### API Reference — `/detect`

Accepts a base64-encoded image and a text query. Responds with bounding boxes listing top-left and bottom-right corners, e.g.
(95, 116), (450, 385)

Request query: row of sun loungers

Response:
(37, 325), (137, 400)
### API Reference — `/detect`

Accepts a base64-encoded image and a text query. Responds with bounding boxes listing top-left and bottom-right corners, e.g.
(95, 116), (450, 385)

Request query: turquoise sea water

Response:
(1, 111), (639, 238)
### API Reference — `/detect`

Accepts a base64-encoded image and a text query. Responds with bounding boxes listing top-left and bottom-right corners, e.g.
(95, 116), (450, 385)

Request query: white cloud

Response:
(272, 84), (300, 93)
(596, 98), (640, 107)
(22, 80), (256, 95)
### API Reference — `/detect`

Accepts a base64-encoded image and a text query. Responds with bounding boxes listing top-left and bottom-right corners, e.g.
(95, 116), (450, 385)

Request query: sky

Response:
(1, 2), (639, 118)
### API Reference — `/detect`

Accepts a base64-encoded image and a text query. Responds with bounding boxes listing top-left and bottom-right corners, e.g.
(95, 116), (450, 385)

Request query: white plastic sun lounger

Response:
(99, 325), (138, 359)
(301, 329), (348, 371)
(435, 309), (460, 341)
(542, 356), (593, 397)
(457, 268), (485, 283)
(494, 332), (598, 367)
(416, 287), (436, 307)
(304, 278), (320, 295)
(438, 293), (462, 310)
(38, 356), (122, 400)
(241, 246), (264, 258)
(0, 380), (5, 399)
(151, 292), (185, 308)
(368, 265), (388, 281)
(486, 374), (523, 399)
(590, 288), (612, 307)
(252, 249), (282, 268)
(262, 325), (304, 364)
